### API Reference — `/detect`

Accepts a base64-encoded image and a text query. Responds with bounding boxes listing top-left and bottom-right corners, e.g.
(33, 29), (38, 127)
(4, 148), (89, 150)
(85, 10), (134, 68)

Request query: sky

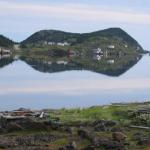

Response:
(0, 0), (150, 50)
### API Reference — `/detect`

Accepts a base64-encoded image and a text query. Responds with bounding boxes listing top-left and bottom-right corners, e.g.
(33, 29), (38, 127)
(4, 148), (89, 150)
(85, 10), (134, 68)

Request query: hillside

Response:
(0, 35), (14, 47)
(21, 28), (143, 52)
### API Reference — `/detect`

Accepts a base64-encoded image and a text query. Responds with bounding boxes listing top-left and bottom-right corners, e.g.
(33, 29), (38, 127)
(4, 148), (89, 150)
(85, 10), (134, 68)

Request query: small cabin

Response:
(93, 55), (102, 61)
(0, 47), (11, 54)
(108, 45), (115, 49)
(13, 44), (20, 50)
(56, 60), (68, 65)
(124, 44), (128, 48)
(57, 42), (70, 46)
(48, 42), (55, 45)
(93, 48), (103, 54)
(107, 59), (115, 64)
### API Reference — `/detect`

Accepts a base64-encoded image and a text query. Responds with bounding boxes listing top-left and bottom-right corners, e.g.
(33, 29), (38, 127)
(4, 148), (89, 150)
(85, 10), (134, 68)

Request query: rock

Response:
(105, 120), (117, 127)
(16, 134), (56, 146)
(94, 123), (107, 132)
(6, 122), (23, 132)
(59, 141), (77, 150)
(61, 126), (72, 134)
(92, 137), (125, 150)
(82, 145), (95, 150)
(93, 120), (117, 132)
(112, 132), (127, 142)
(66, 141), (77, 150)
(77, 129), (90, 139)
(92, 137), (109, 147)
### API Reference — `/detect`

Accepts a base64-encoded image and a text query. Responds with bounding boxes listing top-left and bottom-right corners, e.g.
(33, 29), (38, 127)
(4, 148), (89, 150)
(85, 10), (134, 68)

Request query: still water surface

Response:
(0, 54), (150, 110)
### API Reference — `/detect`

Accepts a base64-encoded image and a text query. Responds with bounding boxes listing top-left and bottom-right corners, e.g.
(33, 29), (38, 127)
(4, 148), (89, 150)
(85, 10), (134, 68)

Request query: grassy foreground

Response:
(0, 102), (150, 150)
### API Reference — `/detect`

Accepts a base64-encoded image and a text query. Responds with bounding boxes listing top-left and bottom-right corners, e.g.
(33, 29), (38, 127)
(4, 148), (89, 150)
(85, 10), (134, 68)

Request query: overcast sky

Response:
(0, 0), (150, 49)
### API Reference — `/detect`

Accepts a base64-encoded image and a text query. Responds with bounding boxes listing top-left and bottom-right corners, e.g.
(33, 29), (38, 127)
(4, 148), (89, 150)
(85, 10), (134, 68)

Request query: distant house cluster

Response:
(0, 47), (11, 54)
(92, 45), (116, 64)
(107, 45), (115, 49)
(44, 41), (70, 46)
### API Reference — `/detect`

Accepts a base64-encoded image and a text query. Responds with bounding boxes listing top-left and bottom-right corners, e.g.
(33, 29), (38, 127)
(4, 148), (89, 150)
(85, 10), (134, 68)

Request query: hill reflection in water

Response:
(19, 53), (141, 76)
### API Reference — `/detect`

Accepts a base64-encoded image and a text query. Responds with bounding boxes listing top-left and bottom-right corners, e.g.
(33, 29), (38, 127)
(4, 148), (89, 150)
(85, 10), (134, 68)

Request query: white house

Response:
(93, 55), (102, 61)
(0, 47), (11, 54)
(48, 42), (55, 45)
(107, 59), (115, 64)
(93, 48), (103, 54)
(13, 44), (20, 50)
(108, 45), (115, 49)
(57, 42), (70, 46)
(2, 49), (11, 54)
(124, 44), (128, 48)
(56, 60), (68, 65)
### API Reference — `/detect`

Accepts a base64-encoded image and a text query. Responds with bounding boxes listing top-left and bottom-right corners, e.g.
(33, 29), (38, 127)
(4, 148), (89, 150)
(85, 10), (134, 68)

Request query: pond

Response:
(0, 53), (150, 110)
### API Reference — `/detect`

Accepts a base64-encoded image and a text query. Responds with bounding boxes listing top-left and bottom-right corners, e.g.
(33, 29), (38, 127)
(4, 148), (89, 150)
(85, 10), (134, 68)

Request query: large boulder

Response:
(112, 132), (127, 142)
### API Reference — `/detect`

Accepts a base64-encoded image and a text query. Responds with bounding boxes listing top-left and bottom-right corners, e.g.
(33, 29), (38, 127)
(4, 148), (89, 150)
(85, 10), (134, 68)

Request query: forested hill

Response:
(0, 35), (14, 47)
(21, 28), (143, 51)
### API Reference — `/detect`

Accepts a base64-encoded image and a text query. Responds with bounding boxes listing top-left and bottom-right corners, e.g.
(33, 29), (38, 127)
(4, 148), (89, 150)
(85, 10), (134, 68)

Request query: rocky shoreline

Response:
(0, 103), (150, 150)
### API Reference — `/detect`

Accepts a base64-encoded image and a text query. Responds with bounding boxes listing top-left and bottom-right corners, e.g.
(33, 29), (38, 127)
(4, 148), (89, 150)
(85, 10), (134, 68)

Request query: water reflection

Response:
(0, 54), (14, 68)
(19, 53), (142, 76)
(0, 50), (142, 77)
(0, 52), (149, 110)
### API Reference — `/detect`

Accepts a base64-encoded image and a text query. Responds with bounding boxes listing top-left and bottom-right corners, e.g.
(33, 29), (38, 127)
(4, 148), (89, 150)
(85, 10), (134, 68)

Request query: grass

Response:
(49, 104), (135, 123)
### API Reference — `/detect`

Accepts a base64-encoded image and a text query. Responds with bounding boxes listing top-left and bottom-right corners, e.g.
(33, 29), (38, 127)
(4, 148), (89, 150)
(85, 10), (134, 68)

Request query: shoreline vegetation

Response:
(0, 102), (150, 150)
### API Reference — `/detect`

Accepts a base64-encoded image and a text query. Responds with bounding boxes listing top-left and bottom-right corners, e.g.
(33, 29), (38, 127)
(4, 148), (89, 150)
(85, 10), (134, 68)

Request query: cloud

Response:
(0, 1), (150, 25)
(0, 78), (150, 96)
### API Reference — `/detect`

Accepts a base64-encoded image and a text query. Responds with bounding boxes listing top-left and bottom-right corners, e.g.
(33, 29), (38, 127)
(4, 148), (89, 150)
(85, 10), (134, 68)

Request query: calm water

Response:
(0, 54), (150, 110)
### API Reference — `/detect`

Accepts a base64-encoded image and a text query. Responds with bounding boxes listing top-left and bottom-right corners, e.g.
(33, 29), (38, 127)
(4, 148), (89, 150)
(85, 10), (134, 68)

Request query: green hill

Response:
(0, 35), (14, 48)
(21, 28), (143, 52)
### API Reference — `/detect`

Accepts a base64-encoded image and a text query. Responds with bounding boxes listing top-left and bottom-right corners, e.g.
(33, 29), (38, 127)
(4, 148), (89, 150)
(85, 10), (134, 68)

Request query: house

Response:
(108, 45), (115, 49)
(56, 60), (68, 65)
(0, 47), (11, 54)
(57, 42), (70, 46)
(13, 44), (20, 50)
(48, 42), (55, 45)
(2, 49), (11, 54)
(67, 49), (76, 56)
(0, 54), (10, 59)
(107, 59), (115, 64)
(93, 54), (102, 61)
(93, 48), (103, 54)
(124, 44), (128, 48)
